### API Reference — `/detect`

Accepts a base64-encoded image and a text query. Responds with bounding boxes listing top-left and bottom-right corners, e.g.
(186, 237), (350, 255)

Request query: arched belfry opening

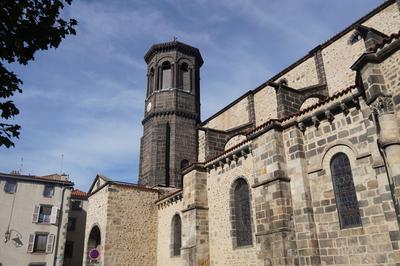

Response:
(161, 61), (172, 90)
(140, 41), (203, 188)
(147, 67), (155, 97)
(179, 62), (191, 91)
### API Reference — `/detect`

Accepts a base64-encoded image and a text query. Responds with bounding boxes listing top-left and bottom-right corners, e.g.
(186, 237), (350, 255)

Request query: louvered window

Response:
(161, 61), (172, 90)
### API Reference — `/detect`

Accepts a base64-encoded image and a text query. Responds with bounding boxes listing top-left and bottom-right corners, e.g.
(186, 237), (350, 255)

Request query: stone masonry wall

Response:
(162, 3), (400, 266)
(322, 30), (366, 95)
(289, 103), (400, 265)
(253, 86), (277, 127)
(182, 167), (209, 266)
(84, 187), (109, 266)
(363, 3), (400, 35)
(198, 130), (206, 162)
(251, 129), (296, 265)
(207, 156), (258, 265)
(104, 185), (159, 266)
(203, 97), (249, 131)
(277, 57), (319, 89)
(200, 3), (398, 131)
(157, 197), (185, 266)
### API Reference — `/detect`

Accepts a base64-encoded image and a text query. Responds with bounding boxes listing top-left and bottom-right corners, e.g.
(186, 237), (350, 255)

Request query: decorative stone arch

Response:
(176, 57), (194, 67)
(320, 140), (360, 171)
(225, 134), (247, 151)
(87, 224), (102, 263)
(300, 97), (320, 110)
(156, 56), (175, 65)
(321, 144), (362, 229)
(170, 213), (182, 257)
(229, 176), (254, 248)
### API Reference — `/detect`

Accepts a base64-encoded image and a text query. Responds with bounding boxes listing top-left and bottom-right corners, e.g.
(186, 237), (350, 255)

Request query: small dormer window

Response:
(43, 185), (54, 198)
(4, 181), (17, 194)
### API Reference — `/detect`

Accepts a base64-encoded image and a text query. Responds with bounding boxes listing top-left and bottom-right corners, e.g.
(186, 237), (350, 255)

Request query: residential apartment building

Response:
(0, 172), (73, 266)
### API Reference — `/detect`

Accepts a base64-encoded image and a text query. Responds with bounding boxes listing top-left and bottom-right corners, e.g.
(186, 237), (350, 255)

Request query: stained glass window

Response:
(330, 153), (362, 228)
(233, 179), (253, 246)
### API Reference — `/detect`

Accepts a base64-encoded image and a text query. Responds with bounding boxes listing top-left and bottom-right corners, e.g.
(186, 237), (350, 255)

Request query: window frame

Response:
(330, 152), (362, 229)
(171, 214), (182, 257)
(38, 205), (52, 224)
(230, 178), (254, 248)
(161, 61), (172, 90)
(4, 180), (17, 194)
(33, 233), (49, 253)
(43, 185), (54, 198)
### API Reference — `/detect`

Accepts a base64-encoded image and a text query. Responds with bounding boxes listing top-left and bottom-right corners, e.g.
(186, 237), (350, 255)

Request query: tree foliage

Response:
(0, 0), (77, 147)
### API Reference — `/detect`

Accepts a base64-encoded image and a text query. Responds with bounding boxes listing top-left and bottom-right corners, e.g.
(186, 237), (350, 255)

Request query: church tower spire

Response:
(138, 40), (203, 187)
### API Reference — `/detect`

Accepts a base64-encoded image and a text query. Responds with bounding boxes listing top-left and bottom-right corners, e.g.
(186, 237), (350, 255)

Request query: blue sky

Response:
(1, 0), (383, 190)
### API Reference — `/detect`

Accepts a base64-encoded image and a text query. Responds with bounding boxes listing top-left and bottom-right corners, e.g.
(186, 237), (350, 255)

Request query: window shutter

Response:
(32, 205), (40, 223)
(50, 206), (58, 224)
(46, 234), (55, 253)
(27, 234), (35, 253)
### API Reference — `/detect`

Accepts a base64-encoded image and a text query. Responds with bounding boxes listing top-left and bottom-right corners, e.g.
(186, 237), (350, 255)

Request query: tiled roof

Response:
(39, 174), (70, 182)
(155, 188), (183, 204)
(71, 189), (88, 199)
(281, 85), (357, 121)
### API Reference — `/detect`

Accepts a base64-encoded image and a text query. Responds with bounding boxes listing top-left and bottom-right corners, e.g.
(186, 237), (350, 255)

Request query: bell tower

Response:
(138, 40), (203, 187)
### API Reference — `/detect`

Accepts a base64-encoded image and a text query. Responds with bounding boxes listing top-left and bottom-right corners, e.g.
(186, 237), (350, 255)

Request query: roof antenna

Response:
(19, 157), (23, 174)
(61, 154), (64, 174)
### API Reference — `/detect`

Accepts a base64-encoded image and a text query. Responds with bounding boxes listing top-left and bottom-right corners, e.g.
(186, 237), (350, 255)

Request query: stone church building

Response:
(84, 1), (400, 265)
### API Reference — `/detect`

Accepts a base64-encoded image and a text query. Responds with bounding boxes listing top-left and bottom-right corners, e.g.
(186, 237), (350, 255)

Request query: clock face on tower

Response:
(146, 102), (152, 112)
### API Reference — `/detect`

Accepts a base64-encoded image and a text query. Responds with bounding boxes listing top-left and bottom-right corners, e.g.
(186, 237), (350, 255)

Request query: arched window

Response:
(179, 62), (190, 92)
(147, 67), (155, 96)
(171, 214), (182, 256)
(330, 153), (361, 228)
(232, 178), (253, 247)
(161, 61), (172, 90)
